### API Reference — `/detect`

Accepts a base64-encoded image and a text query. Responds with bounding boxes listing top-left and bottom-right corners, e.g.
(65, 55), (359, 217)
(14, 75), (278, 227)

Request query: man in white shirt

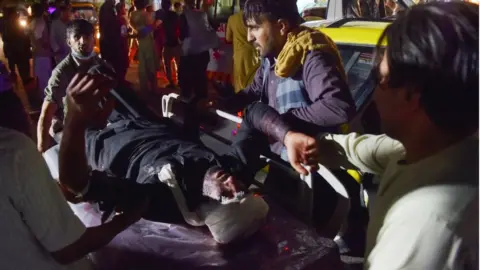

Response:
(0, 63), (146, 269)
(50, 5), (72, 64)
(29, 3), (53, 109)
(315, 2), (478, 269)
(226, 1), (478, 268)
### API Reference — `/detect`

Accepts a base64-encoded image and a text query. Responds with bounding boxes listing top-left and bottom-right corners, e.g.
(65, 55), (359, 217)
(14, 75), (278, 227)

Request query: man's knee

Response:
(201, 194), (269, 244)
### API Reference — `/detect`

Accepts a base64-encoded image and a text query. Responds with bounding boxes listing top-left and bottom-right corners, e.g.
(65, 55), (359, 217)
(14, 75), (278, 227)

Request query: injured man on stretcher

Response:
(58, 69), (320, 245)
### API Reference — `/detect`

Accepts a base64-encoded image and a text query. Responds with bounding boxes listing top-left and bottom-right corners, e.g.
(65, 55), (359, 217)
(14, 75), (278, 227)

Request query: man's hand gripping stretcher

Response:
(57, 68), (320, 244)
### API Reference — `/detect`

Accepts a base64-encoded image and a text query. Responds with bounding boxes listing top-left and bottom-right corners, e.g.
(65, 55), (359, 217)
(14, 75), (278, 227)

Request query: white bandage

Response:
(197, 194), (269, 244)
(158, 164), (269, 244)
(157, 164), (205, 227)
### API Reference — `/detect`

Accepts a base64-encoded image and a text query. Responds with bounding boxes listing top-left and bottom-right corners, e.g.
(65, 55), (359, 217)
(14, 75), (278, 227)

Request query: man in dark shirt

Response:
(222, 0), (361, 251)
(99, 0), (117, 67)
(229, 0), (355, 160)
(49, 0), (64, 21)
(156, 0), (181, 88)
(57, 69), (319, 244)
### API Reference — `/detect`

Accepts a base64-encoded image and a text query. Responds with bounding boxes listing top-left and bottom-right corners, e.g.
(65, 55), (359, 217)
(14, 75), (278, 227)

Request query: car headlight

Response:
(19, 19), (27, 28)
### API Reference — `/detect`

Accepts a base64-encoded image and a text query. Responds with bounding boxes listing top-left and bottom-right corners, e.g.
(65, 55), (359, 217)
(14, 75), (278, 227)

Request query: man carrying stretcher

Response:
(58, 68), (320, 244)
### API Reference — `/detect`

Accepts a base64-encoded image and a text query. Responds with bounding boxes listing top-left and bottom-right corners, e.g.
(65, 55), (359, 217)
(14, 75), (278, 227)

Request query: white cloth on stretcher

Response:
(158, 164), (269, 244)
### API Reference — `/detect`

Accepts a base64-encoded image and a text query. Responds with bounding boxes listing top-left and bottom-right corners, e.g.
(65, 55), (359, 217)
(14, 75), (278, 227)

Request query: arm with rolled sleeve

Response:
(37, 67), (66, 152)
(287, 50), (356, 127)
(318, 133), (405, 175)
(179, 13), (188, 41)
(44, 67), (66, 105)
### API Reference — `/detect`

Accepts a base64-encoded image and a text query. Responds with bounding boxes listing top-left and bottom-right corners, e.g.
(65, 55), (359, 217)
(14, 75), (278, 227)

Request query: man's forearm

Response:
(37, 101), (56, 150)
(59, 117), (89, 193)
(289, 97), (355, 127)
(51, 215), (133, 265)
(319, 133), (404, 175)
(244, 102), (292, 143)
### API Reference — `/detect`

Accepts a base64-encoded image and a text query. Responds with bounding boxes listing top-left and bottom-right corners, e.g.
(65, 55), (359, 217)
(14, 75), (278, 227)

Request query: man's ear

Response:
(277, 19), (290, 36)
(400, 87), (421, 113)
(66, 38), (72, 48)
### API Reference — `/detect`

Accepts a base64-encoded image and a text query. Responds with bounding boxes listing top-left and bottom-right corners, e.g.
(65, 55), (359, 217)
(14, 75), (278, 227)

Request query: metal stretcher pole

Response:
(214, 109), (243, 124)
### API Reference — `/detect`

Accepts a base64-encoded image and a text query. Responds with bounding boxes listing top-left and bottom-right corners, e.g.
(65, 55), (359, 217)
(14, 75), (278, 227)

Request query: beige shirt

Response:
(0, 128), (93, 269)
(320, 133), (478, 269)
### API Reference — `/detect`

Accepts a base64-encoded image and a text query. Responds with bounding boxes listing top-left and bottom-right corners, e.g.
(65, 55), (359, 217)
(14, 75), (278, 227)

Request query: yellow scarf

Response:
(275, 26), (345, 79)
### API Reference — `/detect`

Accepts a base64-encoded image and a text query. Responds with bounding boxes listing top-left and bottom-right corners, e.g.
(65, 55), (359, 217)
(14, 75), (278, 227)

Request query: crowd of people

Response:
(0, 0), (478, 269)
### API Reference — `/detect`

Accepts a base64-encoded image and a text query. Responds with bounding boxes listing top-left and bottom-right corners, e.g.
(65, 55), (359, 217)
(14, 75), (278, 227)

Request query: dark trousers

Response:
(0, 90), (32, 138)
(7, 56), (31, 84)
(178, 51), (210, 99)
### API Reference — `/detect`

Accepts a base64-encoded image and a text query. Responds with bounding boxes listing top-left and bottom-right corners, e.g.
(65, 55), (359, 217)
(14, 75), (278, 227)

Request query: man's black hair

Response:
(162, 0), (172, 10)
(58, 4), (70, 13)
(375, 1), (479, 134)
(174, 2), (181, 7)
(243, 0), (302, 26)
(134, 0), (147, 10)
(32, 3), (45, 18)
(239, 0), (247, 10)
(66, 19), (94, 38)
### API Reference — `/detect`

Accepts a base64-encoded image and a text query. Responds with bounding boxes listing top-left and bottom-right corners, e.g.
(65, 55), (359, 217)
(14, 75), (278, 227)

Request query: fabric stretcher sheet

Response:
(69, 197), (342, 270)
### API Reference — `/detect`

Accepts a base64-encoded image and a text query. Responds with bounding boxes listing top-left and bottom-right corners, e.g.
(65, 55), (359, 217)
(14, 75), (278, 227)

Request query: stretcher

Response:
(43, 145), (343, 270)
(42, 89), (347, 269)
(161, 93), (351, 238)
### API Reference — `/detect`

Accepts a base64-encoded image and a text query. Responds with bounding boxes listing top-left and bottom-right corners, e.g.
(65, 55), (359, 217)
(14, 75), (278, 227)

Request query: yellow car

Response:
(318, 18), (390, 121)
(70, 1), (101, 54)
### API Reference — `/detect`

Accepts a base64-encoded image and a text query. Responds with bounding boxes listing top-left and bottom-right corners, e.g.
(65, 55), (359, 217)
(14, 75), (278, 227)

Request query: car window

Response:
(338, 45), (376, 110)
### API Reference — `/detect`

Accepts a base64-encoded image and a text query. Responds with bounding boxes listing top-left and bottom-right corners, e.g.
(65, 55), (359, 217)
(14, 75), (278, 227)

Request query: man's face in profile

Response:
(373, 50), (419, 140)
(246, 15), (291, 59)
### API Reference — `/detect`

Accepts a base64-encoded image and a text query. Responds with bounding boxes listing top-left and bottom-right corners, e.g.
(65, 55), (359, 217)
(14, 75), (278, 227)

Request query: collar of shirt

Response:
(71, 54), (99, 71)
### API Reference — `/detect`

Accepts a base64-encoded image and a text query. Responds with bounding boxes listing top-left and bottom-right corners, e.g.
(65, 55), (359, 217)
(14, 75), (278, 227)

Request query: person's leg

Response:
(34, 57), (53, 97)
(178, 55), (193, 98)
(138, 61), (149, 93)
(118, 64), (128, 85)
(18, 56), (32, 83)
(7, 58), (16, 76)
(163, 46), (174, 86)
(173, 45), (181, 84)
(149, 69), (158, 93)
(192, 51), (211, 99)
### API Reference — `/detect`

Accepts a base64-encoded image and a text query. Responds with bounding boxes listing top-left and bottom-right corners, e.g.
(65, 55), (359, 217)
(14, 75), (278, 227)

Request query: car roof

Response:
(320, 27), (387, 46)
(71, 2), (96, 8)
(303, 18), (390, 46)
(336, 21), (390, 29)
